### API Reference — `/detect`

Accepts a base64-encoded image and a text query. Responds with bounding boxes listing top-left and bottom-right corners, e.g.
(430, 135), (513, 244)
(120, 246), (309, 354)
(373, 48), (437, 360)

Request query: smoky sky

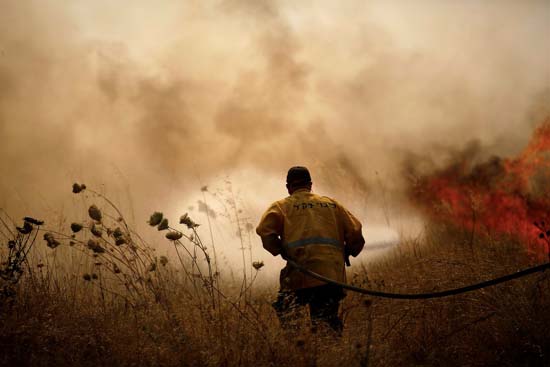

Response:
(1, 0), (549, 222)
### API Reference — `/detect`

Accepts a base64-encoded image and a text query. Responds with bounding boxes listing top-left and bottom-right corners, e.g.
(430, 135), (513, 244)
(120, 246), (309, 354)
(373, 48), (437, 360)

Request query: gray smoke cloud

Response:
(1, 0), (549, 229)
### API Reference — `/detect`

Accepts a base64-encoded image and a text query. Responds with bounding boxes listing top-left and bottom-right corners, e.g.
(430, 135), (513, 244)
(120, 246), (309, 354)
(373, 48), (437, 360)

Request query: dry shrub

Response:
(0, 187), (549, 367)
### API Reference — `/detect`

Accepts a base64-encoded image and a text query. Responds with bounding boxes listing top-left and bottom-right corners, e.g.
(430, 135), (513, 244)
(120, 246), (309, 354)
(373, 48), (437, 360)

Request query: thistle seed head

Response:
(180, 213), (199, 229)
(72, 183), (86, 193)
(17, 222), (33, 234)
(91, 224), (103, 238)
(87, 239), (105, 253)
(43, 232), (60, 249)
(112, 227), (123, 238)
(165, 231), (183, 241)
(148, 212), (164, 227)
(73, 183), (83, 193)
(24, 217), (44, 226)
(115, 237), (127, 246)
(157, 218), (169, 231)
(88, 205), (102, 222)
(71, 223), (83, 233)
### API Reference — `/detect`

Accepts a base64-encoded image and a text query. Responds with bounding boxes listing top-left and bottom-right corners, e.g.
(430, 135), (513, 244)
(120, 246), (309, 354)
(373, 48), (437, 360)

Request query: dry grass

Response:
(0, 187), (549, 367)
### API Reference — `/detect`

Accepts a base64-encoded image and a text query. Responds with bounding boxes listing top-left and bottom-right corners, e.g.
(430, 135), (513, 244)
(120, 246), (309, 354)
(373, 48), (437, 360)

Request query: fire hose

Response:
(285, 259), (550, 299)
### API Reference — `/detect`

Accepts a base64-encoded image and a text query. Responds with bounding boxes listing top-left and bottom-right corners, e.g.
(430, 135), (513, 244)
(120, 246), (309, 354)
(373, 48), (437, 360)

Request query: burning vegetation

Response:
(410, 117), (550, 258)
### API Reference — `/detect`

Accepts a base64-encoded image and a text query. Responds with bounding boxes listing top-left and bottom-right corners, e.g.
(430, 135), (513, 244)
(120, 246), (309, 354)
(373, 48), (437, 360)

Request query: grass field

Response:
(1, 185), (549, 367)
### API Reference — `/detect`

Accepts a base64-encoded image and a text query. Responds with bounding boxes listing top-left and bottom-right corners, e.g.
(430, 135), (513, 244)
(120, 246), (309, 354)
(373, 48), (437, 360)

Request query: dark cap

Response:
(286, 166), (312, 186)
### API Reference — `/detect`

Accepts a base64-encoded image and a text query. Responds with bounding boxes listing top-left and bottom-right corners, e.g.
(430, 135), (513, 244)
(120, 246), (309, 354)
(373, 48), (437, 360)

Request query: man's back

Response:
(257, 188), (364, 290)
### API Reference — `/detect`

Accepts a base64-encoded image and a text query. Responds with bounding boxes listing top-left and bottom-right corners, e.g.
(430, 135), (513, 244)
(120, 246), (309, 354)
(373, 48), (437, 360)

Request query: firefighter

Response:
(256, 166), (365, 334)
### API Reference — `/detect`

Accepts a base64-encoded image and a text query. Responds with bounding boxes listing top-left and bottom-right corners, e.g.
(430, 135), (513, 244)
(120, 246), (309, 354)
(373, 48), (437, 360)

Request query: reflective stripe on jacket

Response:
(256, 189), (364, 291)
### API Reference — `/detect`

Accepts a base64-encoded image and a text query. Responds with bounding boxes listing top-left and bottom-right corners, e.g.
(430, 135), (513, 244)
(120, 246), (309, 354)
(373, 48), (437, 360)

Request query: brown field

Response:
(2, 2), (549, 366)
(1, 187), (549, 367)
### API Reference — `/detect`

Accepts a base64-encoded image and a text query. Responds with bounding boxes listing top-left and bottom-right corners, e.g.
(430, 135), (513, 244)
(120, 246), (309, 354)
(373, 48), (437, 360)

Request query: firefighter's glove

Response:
(344, 246), (351, 267)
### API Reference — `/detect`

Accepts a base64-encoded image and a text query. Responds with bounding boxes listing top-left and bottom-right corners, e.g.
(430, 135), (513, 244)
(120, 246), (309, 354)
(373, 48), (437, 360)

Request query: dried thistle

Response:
(165, 231), (183, 241)
(148, 212), (164, 226)
(43, 232), (60, 249)
(91, 224), (103, 238)
(24, 217), (44, 226)
(92, 273), (98, 280)
(17, 222), (33, 234)
(88, 205), (102, 222)
(252, 261), (264, 270)
(87, 239), (105, 253)
(83, 273), (92, 281)
(115, 237), (127, 246)
(180, 213), (199, 229)
(71, 223), (83, 233)
(112, 227), (123, 238)
(157, 218), (169, 231)
(72, 183), (86, 194)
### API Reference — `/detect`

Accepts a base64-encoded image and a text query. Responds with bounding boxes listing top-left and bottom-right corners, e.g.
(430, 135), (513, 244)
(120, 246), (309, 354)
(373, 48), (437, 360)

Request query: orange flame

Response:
(411, 118), (550, 256)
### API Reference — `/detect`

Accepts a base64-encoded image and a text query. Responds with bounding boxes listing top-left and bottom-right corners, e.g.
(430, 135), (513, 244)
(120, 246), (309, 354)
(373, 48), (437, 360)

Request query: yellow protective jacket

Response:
(256, 189), (365, 291)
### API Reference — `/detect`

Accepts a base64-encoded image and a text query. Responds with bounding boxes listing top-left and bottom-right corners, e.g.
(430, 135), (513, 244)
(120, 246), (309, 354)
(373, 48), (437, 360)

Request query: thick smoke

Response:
(1, 0), (549, 232)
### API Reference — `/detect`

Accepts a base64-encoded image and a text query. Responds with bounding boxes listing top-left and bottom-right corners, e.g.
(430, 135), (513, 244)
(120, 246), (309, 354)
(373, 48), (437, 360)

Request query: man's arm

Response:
(256, 202), (285, 257)
(339, 204), (365, 258)
(260, 234), (284, 257)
